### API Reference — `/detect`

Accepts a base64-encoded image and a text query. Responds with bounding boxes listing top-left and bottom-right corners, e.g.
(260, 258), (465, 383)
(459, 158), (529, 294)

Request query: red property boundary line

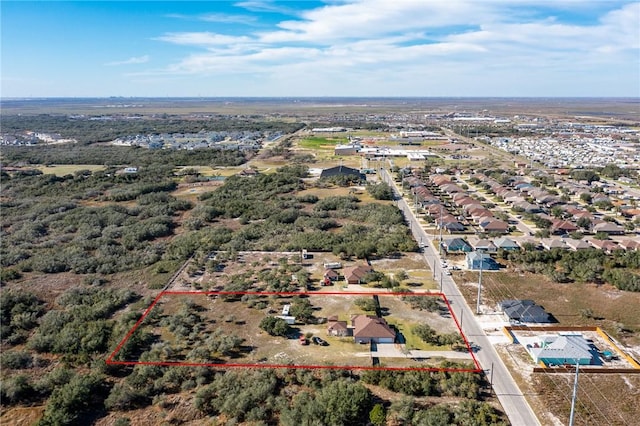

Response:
(107, 291), (482, 373)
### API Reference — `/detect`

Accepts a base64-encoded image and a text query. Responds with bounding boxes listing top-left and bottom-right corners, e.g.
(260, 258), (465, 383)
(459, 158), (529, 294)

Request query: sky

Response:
(1, 0), (639, 98)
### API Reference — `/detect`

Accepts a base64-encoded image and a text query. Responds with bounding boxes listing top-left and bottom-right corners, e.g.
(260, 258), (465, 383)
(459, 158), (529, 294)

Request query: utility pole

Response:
(476, 259), (483, 314)
(433, 259), (436, 278)
(439, 204), (443, 242)
(490, 362), (494, 390)
(569, 363), (580, 426)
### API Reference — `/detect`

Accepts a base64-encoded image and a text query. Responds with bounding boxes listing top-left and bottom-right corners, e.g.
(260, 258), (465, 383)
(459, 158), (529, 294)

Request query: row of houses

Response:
(405, 174), (510, 234)
(474, 172), (630, 236)
(443, 236), (639, 255)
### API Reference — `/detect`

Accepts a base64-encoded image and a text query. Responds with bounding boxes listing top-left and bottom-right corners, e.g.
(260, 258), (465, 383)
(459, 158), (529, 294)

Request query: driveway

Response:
(371, 343), (472, 360)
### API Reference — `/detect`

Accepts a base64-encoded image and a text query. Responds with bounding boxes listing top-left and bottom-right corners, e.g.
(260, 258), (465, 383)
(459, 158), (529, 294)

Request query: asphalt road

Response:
(380, 168), (541, 426)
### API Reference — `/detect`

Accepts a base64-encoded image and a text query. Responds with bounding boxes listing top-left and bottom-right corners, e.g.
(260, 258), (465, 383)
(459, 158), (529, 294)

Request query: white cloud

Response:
(140, 1), (639, 96)
(155, 32), (252, 46)
(105, 55), (150, 66)
(234, 1), (300, 15)
(166, 12), (257, 25)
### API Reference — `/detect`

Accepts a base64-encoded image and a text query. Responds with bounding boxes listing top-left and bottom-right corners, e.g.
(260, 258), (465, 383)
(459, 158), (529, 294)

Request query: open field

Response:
(112, 291), (474, 370)
(297, 136), (348, 150)
(34, 164), (107, 176)
(3, 97), (637, 121)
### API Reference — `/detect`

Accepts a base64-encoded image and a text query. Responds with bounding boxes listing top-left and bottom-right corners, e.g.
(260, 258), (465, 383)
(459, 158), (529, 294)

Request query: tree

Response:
(259, 316), (291, 337)
(354, 297), (377, 312)
(576, 217), (592, 230)
(580, 193), (593, 204)
(366, 182), (394, 200)
(369, 403), (386, 426)
(290, 297), (314, 324)
(412, 324), (438, 345)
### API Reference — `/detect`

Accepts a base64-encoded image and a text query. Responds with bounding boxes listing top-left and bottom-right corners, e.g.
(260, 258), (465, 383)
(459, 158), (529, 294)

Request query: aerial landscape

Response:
(1, 1), (639, 426)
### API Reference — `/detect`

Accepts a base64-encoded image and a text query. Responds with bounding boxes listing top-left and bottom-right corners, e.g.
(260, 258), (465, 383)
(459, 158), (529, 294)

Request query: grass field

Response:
(297, 136), (348, 150)
(35, 164), (106, 176)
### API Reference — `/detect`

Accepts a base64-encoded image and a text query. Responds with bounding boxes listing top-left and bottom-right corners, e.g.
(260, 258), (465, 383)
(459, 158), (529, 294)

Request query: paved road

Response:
(380, 168), (541, 426)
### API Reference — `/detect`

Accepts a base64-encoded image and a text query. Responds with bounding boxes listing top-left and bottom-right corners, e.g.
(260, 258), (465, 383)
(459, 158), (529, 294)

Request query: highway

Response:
(380, 168), (541, 426)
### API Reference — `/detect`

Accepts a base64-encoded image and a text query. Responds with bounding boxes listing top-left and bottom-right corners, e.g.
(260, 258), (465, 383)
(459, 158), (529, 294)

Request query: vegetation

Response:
(1, 114), (303, 145)
(259, 316), (291, 337)
(507, 248), (640, 291)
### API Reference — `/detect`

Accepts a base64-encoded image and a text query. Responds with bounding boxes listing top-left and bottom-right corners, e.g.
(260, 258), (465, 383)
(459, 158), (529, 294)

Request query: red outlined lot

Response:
(107, 291), (481, 373)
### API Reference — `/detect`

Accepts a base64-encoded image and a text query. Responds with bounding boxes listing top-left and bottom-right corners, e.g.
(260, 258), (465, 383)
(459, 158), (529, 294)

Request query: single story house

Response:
(479, 219), (510, 234)
(472, 238), (497, 253)
(442, 237), (472, 253)
(499, 300), (551, 323)
(493, 237), (520, 251)
(320, 166), (365, 182)
(351, 315), (396, 344)
(592, 222), (625, 235)
(343, 264), (373, 285)
(466, 252), (500, 270)
(564, 238), (591, 251)
(528, 334), (595, 366)
(327, 318), (350, 337)
(551, 220), (578, 235)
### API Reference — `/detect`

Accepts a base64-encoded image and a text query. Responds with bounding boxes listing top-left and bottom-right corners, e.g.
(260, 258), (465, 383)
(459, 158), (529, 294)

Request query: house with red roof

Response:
(351, 315), (396, 344)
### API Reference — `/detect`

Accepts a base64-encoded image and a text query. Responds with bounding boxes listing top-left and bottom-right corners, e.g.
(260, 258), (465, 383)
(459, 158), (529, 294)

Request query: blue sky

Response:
(2, 1), (639, 97)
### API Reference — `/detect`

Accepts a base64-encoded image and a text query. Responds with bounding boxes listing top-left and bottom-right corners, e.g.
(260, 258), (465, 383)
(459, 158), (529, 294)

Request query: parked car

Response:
(312, 337), (329, 346)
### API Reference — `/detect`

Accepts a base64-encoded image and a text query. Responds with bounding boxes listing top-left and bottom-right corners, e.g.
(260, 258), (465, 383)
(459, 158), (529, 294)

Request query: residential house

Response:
(499, 300), (551, 323)
(343, 264), (373, 285)
(440, 218), (465, 233)
(564, 238), (591, 251)
(586, 238), (620, 253)
(322, 269), (339, 285)
(320, 166), (365, 181)
(479, 219), (510, 234)
(441, 238), (472, 253)
(619, 239), (640, 251)
(238, 168), (259, 177)
(541, 239), (568, 250)
(512, 201), (542, 214)
(351, 315), (396, 344)
(466, 252), (500, 270)
(551, 220), (578, 235)
(494, 237), (520, 251)
(592, 222), (625, 235)
(327, 318), (350, 337)
(472, 238), (497, 253)
(528, 334), (595, 366)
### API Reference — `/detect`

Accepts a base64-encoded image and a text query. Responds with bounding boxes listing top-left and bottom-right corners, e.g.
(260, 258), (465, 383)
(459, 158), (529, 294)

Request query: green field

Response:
(36, 164), (106, 176)
(297, 136), (348, 150)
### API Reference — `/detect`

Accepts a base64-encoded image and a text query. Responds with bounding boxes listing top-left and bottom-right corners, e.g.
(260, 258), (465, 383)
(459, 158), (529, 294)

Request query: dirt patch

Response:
(0, 406), (46, 426)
